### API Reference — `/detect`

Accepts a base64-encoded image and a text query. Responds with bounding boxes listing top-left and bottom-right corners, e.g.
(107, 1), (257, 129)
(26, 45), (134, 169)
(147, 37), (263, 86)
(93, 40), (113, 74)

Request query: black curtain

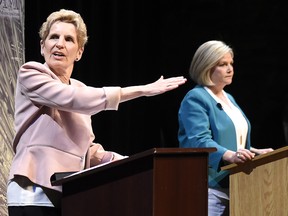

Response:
(25, 0), (288, 155)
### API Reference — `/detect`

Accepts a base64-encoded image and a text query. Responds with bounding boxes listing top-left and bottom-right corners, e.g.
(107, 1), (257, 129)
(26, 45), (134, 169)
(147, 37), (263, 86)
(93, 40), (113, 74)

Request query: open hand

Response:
(143, 76), (187, 96)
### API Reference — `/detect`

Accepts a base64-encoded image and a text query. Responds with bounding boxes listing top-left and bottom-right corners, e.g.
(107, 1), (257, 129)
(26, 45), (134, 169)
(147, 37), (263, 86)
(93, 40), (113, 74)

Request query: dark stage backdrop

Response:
(25, 0), (288, 156)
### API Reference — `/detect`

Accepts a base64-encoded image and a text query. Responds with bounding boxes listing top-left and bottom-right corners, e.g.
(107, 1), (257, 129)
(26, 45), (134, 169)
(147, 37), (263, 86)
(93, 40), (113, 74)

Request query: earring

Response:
(75, 58), (79, 61)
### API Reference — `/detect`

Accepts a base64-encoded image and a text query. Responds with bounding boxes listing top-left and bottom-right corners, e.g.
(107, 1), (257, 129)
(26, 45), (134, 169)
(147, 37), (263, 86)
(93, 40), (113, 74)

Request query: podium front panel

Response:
(222, 146), (288, 216)
(54, 148), (215, 216)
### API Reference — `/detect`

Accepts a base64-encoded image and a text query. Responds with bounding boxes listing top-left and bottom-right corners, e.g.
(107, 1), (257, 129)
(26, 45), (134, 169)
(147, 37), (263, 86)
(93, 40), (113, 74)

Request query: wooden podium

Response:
(221, 146), (288, 216)
(52, 147), (216, 216)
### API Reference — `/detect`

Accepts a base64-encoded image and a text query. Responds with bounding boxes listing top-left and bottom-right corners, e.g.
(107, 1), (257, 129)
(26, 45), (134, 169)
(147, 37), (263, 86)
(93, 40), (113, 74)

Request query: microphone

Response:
(217, 103), (223, 110)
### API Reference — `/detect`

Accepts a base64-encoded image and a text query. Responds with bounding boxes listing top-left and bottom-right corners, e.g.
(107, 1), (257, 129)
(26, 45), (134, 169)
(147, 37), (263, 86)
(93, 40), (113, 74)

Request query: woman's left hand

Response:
(250, 147), (274, 155)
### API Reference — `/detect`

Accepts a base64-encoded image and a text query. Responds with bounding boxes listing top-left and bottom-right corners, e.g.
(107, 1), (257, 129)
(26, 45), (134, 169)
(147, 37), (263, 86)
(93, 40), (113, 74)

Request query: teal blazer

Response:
(178, 85), (251, 188)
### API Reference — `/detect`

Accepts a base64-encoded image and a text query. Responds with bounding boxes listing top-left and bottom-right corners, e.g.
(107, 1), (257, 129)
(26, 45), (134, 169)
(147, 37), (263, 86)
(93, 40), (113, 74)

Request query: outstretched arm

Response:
(120, 75), (187, 103)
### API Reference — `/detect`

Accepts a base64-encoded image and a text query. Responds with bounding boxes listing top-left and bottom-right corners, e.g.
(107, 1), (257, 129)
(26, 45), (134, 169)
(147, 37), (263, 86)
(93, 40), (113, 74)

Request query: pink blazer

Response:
(9, 61), (122, 192)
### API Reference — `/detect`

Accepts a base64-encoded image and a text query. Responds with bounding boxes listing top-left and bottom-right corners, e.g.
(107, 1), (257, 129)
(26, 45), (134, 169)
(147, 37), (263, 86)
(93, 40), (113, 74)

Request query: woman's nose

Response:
(56, 38), (65, 48)
(227, 64), (233, 72)
(56, 43), (64, 48)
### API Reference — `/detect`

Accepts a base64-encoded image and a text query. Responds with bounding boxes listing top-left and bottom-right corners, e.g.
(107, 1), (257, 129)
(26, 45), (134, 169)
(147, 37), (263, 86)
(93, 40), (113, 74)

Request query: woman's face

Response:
(40, 21), (83, 76)
(210, 52), (234, 88)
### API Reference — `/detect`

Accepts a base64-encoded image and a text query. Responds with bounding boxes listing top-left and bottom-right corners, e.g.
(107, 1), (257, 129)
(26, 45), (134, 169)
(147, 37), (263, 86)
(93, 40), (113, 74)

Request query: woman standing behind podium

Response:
(178, 40), (273, 215)
(7, 9), (187, 216)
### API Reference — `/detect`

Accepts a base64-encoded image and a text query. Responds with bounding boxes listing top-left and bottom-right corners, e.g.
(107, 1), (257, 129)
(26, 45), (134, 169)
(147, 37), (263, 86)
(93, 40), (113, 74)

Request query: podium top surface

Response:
(51, 147), (216, 186)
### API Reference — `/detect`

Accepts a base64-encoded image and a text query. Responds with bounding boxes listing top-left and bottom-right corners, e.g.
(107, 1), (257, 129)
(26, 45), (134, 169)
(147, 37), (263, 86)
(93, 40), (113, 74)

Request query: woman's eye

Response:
(49, 35), (59, 39)
(65, 37), (74, 42)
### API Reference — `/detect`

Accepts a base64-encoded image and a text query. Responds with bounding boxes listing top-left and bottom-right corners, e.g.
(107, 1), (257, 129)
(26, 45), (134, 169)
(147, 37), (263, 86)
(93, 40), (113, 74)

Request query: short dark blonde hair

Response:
(39, 9), (88, 48)
(189, 40), (233, 86)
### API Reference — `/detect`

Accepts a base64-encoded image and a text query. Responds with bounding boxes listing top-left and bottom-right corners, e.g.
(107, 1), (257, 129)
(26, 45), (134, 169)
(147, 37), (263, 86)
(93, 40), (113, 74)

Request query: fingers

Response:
(144, 76), (187, 97)
(158, 76), (186, 81)
(250, 147), (274, 155)
(262, 148), (274, 153)
(235, 149), (255, 162)
(153, 76), (187, 92)
(158, 76), (187, 86)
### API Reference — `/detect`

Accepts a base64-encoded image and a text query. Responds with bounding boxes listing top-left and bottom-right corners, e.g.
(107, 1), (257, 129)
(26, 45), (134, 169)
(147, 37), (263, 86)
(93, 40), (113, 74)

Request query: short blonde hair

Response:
(39, 9), (88, 48)
(189, 40), (233, 86)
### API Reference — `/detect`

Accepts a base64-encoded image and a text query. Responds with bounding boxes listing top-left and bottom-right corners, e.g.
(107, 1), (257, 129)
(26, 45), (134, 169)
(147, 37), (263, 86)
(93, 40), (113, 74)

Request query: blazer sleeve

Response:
(18, 61), (121, 115)
(178, 89), (229, 170)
